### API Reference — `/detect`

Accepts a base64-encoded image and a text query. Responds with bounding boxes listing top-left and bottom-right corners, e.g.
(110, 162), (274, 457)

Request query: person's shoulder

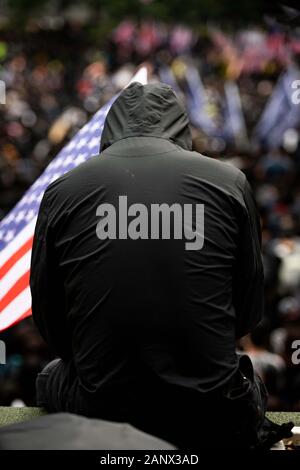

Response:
(180, 149), (246, 195)
(43, 155), (102, 203)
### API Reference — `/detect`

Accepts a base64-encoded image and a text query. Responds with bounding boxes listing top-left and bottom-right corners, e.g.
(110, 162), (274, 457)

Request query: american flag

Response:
(0, 67), (147, 332)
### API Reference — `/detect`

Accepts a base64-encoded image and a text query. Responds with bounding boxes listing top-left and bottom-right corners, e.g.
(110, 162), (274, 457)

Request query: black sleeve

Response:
(233, 177), (264, 339)
(30, 192), (72, 359)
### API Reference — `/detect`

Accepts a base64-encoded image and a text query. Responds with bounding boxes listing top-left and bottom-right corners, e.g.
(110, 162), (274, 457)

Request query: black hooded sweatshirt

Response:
(30, 82), (264, 420)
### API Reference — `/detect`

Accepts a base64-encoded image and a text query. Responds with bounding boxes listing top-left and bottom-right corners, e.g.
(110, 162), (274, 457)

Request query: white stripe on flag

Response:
(127, 67), (148, 86)
(0, 286), (31, 331)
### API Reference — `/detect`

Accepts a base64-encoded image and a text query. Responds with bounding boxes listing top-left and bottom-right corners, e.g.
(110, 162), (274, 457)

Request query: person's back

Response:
(31, 82), (267, 447)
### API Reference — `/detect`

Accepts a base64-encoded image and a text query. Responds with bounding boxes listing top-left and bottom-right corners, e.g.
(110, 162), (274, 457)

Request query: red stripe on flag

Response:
(0, 270), (30, 312)
(0, 237), (33, 280)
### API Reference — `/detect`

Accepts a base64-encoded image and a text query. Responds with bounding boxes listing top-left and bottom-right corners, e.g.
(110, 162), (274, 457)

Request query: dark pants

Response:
(36, 355), (292, 449)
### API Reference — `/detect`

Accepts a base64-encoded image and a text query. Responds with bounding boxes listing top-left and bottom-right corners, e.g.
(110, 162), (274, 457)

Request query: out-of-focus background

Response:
(1, 0), (300, 411)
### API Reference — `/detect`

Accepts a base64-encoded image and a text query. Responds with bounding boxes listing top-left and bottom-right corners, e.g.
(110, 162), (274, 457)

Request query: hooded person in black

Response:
(30, 82), (292, 448)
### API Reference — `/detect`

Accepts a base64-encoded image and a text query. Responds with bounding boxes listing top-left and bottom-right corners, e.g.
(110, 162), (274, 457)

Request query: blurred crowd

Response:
(1, 17), (300, 411)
